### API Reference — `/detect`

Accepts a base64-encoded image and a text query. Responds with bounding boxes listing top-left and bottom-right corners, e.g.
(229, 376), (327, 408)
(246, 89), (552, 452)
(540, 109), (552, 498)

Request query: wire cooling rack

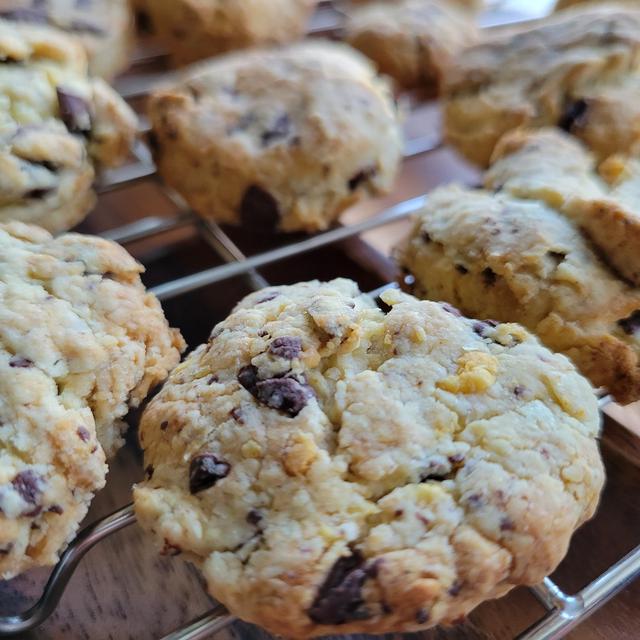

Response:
(1, 2), (640, 639)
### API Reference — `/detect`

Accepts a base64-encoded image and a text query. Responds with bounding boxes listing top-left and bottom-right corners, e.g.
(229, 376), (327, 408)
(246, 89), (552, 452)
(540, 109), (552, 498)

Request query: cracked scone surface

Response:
(486, 127), (640, 285)
(397, 185), (640, 403)
(133, 0), (317, 66)
(0, 222), (184, 579)
(0, 18), (137, 233)
(148, 42), (402, 233)
(0, 0), (133, 78)
(345, 0), (479, 92)
(443, 5), (640, 166)
(134, 279), (603, 638)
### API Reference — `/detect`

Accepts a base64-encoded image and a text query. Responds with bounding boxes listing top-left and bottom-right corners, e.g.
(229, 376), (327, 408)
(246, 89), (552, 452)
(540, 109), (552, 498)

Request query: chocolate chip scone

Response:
(0, 18), (137, 233)
(443, 5), (640, 166)
(397, 185), (640, 403)
(133, 0), (317, 66)
(134, 279), (603, 638)
(486, 127), (640, 285)
(0, 0), (134, 79)
(148, 42), (402, 233)
(345, 0), (479, 92)
(0, 222), (184, 579)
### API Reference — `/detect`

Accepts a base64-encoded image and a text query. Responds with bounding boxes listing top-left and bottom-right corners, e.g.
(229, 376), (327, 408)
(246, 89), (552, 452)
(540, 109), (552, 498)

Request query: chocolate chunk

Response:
(348, 166), (376, 191)
(500, 517), (515, 531)
(254, 378), (314, 417)
(160, 421), (169, 431)
(482, 267), (497, 286)
(618, 310), (640, 335)
(189, 454), (231, 494)
(472, 321), (495, 338)
(441, 302), (462, 317)
(208, 375), (219, 384)
(269, 336), (302, 360)
(261, 113), (291, 146)
(9, 356), (33, 368)
(48, 504), (64, 515)
(56, 88), (92, 134)
(246, 509), (263, 526)
(559, 99), (589, 132)
(77, 426), (91, 442)
(12, 470), (42, 508)
(416, 608), (429, 624)
(238, 365), (314, 417)
(455, 264), (469, 274)
(308, 551), (377, 625)
(0, 8), (48, 24)
(240, 185), (280, 232)
(229, 407), (244, 424)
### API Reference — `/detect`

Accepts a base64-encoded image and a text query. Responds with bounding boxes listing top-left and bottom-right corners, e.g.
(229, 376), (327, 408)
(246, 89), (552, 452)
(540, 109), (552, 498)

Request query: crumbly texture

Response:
(134, 279), (603, 638)
(349, 0), (482, 10)
(486, 128), (640, 285)
(0, 0), (134, 79)
(148, 42), (402, 233)
(133, 0), (317, 66)
(443, 5), (640, 167)
(0, 19), (137, 233)
(0, 222), (184, 579)
(397, 185), (640, 403)
(556, 0), (640, 9)
(345, 0), (479, 92)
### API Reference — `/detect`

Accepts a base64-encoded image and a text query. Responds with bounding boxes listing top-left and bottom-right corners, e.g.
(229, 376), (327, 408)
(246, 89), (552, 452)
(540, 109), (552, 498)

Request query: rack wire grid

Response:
(1, 2), (640, 639)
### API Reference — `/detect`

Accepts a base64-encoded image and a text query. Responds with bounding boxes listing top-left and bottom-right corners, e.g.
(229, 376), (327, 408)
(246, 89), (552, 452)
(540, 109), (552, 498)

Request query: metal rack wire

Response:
(1, 3), (640, 639)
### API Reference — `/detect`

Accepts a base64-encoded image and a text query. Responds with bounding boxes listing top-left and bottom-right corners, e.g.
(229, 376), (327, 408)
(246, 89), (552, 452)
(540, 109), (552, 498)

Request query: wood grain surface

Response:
(2, 3), (640, 639)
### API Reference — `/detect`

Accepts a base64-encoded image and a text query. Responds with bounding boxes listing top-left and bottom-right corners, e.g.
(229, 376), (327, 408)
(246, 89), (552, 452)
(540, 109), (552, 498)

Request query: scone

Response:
(345, 0), (479, 92)
(486, 127), (640, 285)
(349, 0), (483, 10)
(0, 0), (134, 79)
(397, 185), (640, 403)
(443, 5), (640, 166)
(0, 18), (137, 233)
(0, 222), (184, 580)
(556, 0), (640, 9)
(133, 0), (317, 66)
(134, 279), (604, 638)
(148, 42), (402, 233)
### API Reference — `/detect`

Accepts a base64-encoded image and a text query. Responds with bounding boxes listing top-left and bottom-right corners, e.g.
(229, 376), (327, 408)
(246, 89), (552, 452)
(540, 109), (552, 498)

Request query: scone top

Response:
(135, 279), (603, 638)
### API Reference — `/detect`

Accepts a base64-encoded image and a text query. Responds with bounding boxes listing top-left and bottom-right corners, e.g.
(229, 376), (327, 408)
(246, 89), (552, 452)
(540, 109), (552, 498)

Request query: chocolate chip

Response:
(269, 336), (302, 360)
(618, 310), (640, 335)
(482, 267), (497, 286)
(77, 426), (91, 442)
(455, 264), (469, 274)
(0, 8), (48, 23)
(238, 365), (259, 392)
(448, 581), (463, 597)
(472, 321), (494, 338)
(261, 113), (291, 146)
(9, 356), (33, 368)
(559, 99), (589, 132)
(308, 551), (377, 625)
(441, 302), (462, 317)
(160, 421), (169, 431)
(246, 509), (263, 526)
(254, 378), (314, 417)
(240, 185), (280, 232)
(348, 166), (376, 191)
(12, 470), (42, 511)
(500, 517), (515, 531)
(56, 88), (92, 134)
(416, 608), (429, 624)
(208, 375), (219, 384)
(48, 504), (64, 515)
(189, 454), (231, 494)
(229, 407), (244, 423)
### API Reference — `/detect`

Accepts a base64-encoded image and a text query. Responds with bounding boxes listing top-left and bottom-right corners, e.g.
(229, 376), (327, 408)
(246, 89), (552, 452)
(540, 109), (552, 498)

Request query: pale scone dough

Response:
(135, 278), (603, 638)
(0, 18), (137, 233)
(0, 222), (184, 579)
(148, 42), (402, 233)
(132, 0), (317, 66)
(345, 0), (479, 92)
(0, 0), (134, 79)
(443, 5), (640, 166)
(397, 185), (640, 403)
